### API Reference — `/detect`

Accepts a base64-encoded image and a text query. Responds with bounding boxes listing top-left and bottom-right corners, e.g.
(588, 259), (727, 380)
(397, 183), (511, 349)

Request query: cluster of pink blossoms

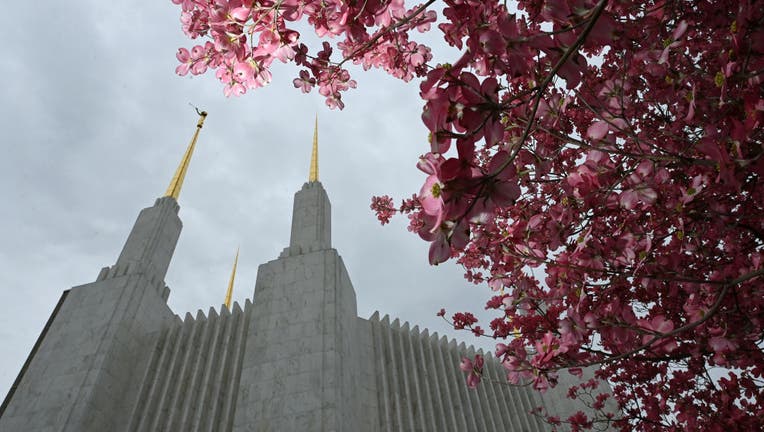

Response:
(171, 0), (434, 107)
(172, 0), (764, 430)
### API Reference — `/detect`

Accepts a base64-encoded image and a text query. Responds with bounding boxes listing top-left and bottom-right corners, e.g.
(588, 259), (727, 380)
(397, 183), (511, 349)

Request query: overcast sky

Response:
(0, 1), (500, 396)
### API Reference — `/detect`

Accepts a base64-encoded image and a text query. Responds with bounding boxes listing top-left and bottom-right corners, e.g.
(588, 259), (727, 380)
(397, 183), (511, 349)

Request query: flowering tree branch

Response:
(170, 0), (764, 429)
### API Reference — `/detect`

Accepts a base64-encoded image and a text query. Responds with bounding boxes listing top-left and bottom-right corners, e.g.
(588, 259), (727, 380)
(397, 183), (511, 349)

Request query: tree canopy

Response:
(170, 0), (764, 429)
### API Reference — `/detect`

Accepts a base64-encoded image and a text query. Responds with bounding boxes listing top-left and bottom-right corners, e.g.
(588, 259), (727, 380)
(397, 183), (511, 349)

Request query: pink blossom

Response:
(427, 234), (450, 265)
(495, 343), (509, 358)
(460, 354), (484, 388)
(640, 315), (677, 354)
(587, 120), (609, 140)
(293, 70), (315, 93)
(370, 195), (396, 225)
(418, 174), (445, 229)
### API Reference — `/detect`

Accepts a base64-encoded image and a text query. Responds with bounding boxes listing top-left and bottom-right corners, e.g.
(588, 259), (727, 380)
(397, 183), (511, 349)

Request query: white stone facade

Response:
(0, 181), (606, 432)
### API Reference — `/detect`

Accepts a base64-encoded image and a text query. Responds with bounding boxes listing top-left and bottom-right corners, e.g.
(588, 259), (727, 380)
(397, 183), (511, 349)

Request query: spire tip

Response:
(164, 110), (207, 200)
(309, 116), (319, 182)
(224, 247), (239, 310)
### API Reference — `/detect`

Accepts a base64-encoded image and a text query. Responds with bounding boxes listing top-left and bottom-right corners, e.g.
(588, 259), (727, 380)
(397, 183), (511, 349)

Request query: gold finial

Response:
(164, 110), (208, 200)
(224, 247), (239, 310)
(309, 115), (319, 182)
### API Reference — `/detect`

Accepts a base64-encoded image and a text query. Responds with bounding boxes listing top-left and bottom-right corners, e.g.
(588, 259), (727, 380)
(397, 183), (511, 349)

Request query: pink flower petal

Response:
(229, 7), (251, 21)
(619, 190), (638, 209)
(428, 236), (450, 265)
(587, 120), (609, 140)
(176, 47), (190, 62)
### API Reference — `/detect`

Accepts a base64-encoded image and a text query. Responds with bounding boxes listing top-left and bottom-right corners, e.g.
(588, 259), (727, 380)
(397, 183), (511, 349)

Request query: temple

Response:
(0, 114), (608, 431)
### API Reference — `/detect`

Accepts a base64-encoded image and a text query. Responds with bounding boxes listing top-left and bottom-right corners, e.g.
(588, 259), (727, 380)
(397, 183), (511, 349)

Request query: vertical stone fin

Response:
(164, 310), (206, 431)
(466, 346), (491, 431)
(134, 321), (181, 431)
(432, 335), (466, 431)
(481, 356), (509, 430)
(126, 321), (173, 432)
(149, 312), (195, 431)
(189, 307), (222, 431)
(406, 325), (435, 431)
(382, 319), (404, 431)
(418, 330), (448, 431)
(201, 306), (234, 432)
(370, 317), (393, 432)
(394, 321), (417, 431)
(177, 308), (215, 431)
(216, 301), (249, 432)
(510, 370), (536, 431)
(520, 379), (545, 431)
(449, 342), (478, 431)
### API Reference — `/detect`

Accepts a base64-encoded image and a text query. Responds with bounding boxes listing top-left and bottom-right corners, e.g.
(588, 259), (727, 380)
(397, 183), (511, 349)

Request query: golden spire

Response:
(309, 115), (319, 182)
(224, 247), (239, 310)
(164, 110), (208, 200)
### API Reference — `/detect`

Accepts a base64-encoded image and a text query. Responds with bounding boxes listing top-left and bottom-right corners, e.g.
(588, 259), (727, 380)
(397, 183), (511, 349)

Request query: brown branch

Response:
(492, 0), (610, 177)
(337, 0), (437, 68)
(554, 267), (764, 370)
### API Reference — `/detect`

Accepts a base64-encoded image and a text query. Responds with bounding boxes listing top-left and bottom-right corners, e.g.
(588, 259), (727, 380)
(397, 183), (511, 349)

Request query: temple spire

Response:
(164, 110), (207, 200)
(309, 115), (319, 182)
(224, 247), (239, 309)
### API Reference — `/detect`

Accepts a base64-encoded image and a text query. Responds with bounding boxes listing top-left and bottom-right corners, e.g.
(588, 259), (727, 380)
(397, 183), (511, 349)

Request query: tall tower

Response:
(232, 118), (366, 431)
(0, 112), (207, 432)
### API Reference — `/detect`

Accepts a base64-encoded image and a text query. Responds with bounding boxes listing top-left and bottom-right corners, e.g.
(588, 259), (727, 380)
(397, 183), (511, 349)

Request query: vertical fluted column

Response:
(217, 301), (250, 432)
(370, 313), (394, 432)
(407, 326), (437, 430)
(435, 336), (468, 430)
(420, 330), (450, 431)
(175, 309), (213, 431)
(481, 355), (510, 430)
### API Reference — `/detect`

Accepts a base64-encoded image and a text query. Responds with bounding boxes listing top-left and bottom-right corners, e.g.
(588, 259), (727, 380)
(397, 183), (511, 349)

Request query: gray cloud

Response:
(0, 1), (499, 397)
